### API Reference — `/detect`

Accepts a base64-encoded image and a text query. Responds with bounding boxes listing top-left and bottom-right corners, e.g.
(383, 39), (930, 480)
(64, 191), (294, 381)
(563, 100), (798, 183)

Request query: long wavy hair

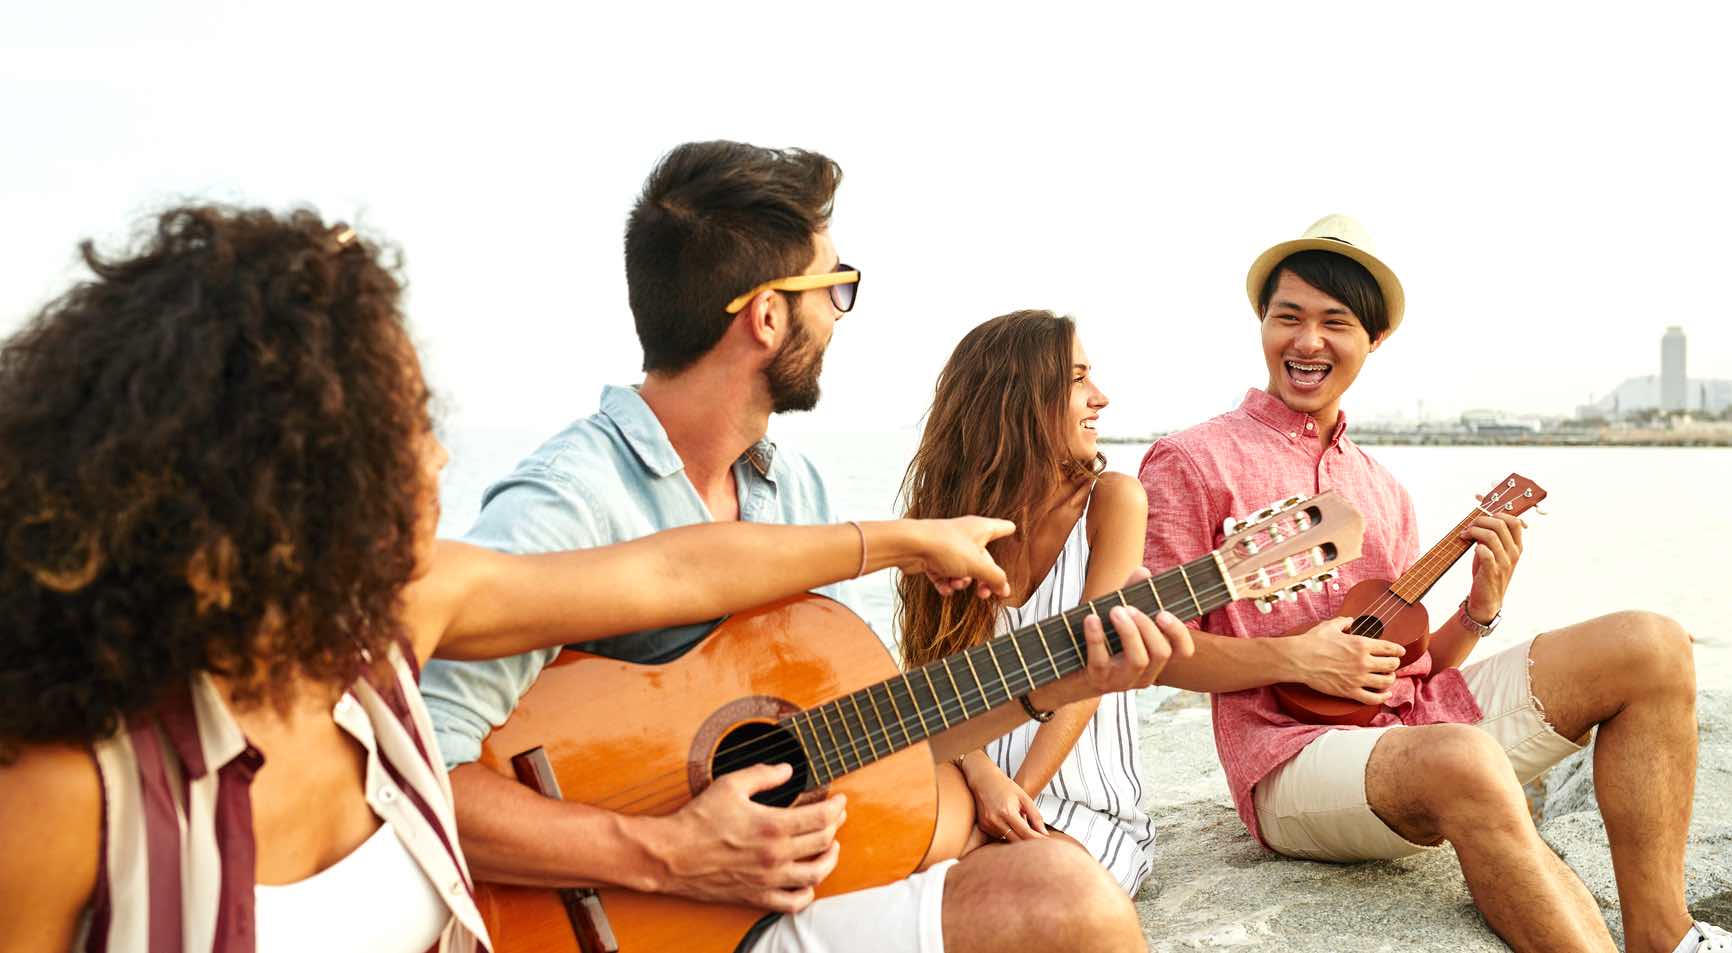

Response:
(895, 310), (1104, 669)
(0, 206), (431, 759)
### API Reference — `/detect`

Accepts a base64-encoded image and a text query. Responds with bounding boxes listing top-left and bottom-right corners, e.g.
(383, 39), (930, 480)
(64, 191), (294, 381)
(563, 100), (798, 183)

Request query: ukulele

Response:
(474, 492), (1365, 953)
(1272, 473), (1548, 727)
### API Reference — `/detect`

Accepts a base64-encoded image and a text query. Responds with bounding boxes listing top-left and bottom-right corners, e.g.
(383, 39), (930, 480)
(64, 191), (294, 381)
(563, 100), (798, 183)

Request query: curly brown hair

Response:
(895, 310), (1105, 669)
(0, 206), (432, 756)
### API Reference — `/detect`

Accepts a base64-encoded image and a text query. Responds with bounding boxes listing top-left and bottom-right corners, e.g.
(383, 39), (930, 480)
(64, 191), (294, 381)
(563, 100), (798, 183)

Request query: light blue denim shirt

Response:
(420, 385), (857, 767)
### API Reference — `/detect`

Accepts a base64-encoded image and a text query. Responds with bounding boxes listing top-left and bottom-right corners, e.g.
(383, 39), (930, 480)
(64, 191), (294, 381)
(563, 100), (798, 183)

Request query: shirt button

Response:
(1305, 421), (1314, 431)
(448, 880), (465, 897)
(378, 785), (399, 804)
(1332, 583), (1342, 591)
(1288, 431), (1298, 439)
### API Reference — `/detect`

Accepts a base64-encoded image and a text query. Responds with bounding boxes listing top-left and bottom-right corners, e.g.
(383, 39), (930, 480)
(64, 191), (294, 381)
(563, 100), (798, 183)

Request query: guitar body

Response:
(473, 594), (940, 953)
(1271, 578), (1432, 726)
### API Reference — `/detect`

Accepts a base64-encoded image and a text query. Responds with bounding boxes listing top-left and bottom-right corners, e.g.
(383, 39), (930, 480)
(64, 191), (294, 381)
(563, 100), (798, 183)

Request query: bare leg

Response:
(919, 762), (975, 871)
(941, 838), (1144, 953)
(1525, 613), (1698, 953)
(1366, 723), (1615, 952)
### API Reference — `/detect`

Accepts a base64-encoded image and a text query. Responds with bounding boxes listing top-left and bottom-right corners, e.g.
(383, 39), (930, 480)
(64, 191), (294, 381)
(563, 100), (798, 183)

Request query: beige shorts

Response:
(749, 860), (953, 953)
(1253, 638), (1587, 862)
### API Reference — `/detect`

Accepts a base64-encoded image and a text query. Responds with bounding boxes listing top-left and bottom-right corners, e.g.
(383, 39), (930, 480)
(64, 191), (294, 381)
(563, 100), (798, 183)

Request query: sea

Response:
(437, 427), (1730, 691)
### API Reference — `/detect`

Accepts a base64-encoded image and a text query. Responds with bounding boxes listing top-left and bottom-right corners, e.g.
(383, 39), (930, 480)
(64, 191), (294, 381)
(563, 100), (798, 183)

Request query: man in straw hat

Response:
(1136, 215), (1724, 953)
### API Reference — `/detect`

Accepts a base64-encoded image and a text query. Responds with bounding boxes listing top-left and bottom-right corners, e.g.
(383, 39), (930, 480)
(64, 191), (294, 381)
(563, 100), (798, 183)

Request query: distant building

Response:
(1662, 326), (1687, 411)
(1579, 326), (1731, 419)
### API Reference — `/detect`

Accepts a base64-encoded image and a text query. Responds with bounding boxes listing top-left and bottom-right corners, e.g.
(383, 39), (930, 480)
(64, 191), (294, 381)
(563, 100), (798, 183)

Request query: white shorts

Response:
(1253, 637), (1588, 862)
(748, 860), (953, 953)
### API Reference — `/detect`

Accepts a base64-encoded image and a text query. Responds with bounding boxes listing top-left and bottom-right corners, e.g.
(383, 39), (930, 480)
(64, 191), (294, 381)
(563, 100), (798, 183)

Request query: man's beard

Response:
(765, 302), (825, 414)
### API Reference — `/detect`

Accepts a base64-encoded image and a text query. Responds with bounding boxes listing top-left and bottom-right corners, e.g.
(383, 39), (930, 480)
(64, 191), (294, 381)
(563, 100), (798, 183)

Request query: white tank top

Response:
(254, 820), (448, 953)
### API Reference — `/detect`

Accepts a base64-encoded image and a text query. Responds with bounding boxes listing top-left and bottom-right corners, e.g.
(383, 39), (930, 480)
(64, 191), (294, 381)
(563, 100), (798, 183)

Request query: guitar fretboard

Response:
(783, 553), (1228, 788)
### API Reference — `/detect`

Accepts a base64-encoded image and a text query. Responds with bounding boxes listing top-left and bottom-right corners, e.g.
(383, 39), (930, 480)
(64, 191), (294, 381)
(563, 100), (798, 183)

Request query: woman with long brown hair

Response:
(896, 310), (1158, 893)
(0, 206), (1016, 952)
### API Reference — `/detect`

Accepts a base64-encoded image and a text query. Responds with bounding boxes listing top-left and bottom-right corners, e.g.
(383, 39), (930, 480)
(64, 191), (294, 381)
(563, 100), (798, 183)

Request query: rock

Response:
(1132, 689), (1732, 951)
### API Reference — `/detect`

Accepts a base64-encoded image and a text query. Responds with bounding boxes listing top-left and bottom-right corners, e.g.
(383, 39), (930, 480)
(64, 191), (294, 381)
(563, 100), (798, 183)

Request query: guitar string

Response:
(580, 569), (1277, 816)
(566, 531), (1348, 815)
(529, 507), (1352, 815)
(580, 573), (1245, 815)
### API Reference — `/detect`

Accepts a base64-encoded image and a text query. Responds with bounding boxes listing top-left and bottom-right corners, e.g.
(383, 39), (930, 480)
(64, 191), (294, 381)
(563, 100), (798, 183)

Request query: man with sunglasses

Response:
(420, 140), (1168, 953)
(1138, 215), (1722, 953)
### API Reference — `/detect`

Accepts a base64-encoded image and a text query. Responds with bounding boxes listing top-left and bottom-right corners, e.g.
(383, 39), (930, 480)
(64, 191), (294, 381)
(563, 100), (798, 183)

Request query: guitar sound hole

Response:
(713, 721), (809, 807)
(1347, 615), (1385, 639)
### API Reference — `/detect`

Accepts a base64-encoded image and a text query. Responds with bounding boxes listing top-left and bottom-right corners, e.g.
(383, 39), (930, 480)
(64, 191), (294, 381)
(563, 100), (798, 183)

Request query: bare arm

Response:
(406, 518), (1013, 664)
(1429, 505), (1525, 670)
(1009, 474), (1146, 797)
(449, 760), (847, 913)
(0, 744), (100, 953)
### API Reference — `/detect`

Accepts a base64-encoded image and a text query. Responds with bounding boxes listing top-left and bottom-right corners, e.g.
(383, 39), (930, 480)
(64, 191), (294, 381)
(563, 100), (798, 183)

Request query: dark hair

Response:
(896, 310), (1104, 668)
(624, 140), (842, 373)
(1257, 249), (1389, 341)
(0, 206), (431, 756)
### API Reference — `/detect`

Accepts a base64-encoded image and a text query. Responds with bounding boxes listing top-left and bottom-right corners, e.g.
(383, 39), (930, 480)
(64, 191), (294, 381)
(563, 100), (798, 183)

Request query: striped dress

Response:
(983, 501), (1156, 894)
(74, 643), (488, 952)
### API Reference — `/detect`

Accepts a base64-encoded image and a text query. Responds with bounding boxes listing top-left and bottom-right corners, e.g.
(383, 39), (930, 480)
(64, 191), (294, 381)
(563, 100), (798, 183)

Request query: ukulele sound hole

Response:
(713, 721), (809, 807)
(1347, 615), (1385, 639)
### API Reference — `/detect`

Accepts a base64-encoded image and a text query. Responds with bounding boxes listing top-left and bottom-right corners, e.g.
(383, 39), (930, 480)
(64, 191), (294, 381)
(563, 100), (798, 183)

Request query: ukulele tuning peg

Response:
(1523, 489), (1534, 498)
(1507, 478), (1517, 488)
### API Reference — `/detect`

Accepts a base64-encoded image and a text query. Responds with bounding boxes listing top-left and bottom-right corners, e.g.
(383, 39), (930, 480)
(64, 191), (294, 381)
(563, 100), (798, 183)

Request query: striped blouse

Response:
(984, 498), (1157, 895)
(74, 644), (488, 952)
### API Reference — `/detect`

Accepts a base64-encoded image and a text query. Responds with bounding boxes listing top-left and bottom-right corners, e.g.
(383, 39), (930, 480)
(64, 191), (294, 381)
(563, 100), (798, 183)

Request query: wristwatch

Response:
(1456, 599), (1501, 637)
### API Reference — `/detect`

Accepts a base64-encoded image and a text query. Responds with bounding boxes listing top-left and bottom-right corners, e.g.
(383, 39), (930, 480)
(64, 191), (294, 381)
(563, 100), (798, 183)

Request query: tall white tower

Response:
(1661, 326), (1687, 412)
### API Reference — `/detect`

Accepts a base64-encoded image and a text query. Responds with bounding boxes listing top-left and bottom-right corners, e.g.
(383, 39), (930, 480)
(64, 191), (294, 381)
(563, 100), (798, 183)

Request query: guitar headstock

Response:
(1217, 490), (1366, 613)
(1479, 473), (1547, 518)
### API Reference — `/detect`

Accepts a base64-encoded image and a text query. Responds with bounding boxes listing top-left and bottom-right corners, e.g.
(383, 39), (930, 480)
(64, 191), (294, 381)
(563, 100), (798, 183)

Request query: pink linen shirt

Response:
(1138, 389), (1482, 847)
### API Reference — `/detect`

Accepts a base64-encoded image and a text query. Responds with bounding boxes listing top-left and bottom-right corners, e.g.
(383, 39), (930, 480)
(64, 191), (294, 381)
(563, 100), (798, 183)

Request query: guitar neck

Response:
(1386, 507), (1484, 605)
(787, 553), (1228, 789)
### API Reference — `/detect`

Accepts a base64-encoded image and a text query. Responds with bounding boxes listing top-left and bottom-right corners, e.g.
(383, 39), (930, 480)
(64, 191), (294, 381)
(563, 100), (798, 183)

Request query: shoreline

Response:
(1103, 430), (1732, 448)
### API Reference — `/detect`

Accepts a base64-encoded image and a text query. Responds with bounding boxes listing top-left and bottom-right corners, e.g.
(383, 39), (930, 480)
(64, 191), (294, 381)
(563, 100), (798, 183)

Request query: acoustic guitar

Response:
(474, 492), (1365, 953)
(1272, 473), (1548, 726)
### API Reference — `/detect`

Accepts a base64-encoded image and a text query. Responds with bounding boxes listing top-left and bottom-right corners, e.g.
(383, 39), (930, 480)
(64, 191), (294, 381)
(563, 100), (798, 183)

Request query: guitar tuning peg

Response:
(1278, 589), (1299, 602)
(1310, 546), (1326, 567)
(1315, 571), (1334, 583)
(1242, 539), (1261, 556)
(1222, 516), (1249, 536)
(1294, 510), (1313, 531)
(1255, 599), (1274, 614)
(1307, 578), (1324, 593)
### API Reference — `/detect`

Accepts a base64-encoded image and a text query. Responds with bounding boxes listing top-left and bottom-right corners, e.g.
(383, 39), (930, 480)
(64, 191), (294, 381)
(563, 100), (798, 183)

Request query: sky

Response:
(4, 1), (1729, 442)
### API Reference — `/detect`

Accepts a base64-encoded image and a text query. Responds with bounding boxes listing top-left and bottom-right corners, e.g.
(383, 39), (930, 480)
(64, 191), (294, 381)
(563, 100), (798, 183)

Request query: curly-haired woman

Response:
(0, 207), (1015, 953)
(897, 310), (1168, 895)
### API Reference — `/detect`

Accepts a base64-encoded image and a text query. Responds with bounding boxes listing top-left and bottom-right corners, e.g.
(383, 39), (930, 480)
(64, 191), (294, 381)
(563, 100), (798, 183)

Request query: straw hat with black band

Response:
(1244, 214), (1405, 335)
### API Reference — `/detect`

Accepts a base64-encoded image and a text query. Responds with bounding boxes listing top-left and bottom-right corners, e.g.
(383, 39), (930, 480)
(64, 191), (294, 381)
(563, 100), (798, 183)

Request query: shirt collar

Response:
(599, 385), (777, 480)
(1237, 387), (1351, 447)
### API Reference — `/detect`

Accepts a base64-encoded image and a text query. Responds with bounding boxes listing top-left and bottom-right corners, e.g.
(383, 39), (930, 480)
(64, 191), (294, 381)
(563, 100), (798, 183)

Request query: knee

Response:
(1605, 610), (1695, 689)
(1023, 841), (1140, 949)
(1413, 726), (1525, 826)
